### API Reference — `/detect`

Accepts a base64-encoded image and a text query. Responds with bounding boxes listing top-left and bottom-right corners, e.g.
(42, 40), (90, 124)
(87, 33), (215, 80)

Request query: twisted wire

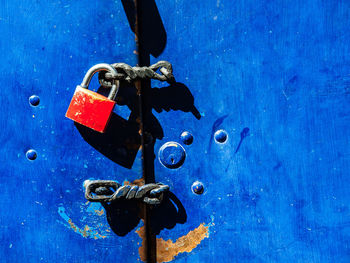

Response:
(84, 180), (169, 205)
(98, 61), (175, 87)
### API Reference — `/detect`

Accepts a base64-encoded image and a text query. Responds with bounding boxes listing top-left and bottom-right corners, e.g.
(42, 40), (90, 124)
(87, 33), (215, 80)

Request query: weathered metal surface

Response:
(1, 0), (350, 262)
(146, 0), (350, 262)
(0, 0), (143, 262)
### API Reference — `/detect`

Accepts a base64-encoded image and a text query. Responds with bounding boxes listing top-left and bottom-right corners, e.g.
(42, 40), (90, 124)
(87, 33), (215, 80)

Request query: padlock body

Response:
(65, 86), (116, 133)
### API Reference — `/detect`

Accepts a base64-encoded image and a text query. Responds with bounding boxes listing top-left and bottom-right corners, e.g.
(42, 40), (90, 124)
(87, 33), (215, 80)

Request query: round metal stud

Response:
(191, 181), (204, 195)
(180, 131), (193, 145)
(29, 95), (40, 107)
(26, 149), (37, 161)
(214, 129), (228, 143)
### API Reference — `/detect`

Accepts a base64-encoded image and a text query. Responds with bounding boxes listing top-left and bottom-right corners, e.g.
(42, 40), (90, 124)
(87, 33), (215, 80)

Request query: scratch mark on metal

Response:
(234, 127), (250, 154)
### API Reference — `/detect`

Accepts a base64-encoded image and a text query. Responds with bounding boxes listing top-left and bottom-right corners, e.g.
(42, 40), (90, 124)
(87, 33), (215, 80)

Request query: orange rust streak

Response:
(68, 219), (78, 232)
(67, 219), (107, 239)
(124, 178), (145, 186)
(94, 209), (104, 216)
(136, 223), (209, 263)
(136, 225), (147, 262)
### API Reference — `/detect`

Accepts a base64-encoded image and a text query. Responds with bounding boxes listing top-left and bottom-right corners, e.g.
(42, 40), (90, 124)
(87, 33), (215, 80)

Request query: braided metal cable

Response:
(98, 60), (175, 87)
(84, 180), (169, 205)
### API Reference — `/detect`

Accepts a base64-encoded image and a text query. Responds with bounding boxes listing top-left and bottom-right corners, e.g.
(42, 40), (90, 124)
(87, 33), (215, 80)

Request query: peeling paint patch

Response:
(67, 219), (107, 239)
(86, 202), (105, 216)
(94, 209), (104, 216)
(136, 222), (212, 262)
(58, 205), (110, 239)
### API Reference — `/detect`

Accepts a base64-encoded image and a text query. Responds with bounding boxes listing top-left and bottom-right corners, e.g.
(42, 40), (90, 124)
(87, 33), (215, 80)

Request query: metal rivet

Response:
(29, 95), (40, 107)
(191, 181), (204, 195)
(158, 142), (186, 169)
(26, 149), (37, 161)
(180, 131), (193, 145)
(214, 129), (228, 143)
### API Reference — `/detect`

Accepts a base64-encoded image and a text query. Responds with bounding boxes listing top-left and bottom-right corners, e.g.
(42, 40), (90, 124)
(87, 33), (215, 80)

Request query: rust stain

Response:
(135, 80), (142, 96)
(135, 116), (141, 124)
(67, 219), (107, 239)
(136, 223), (210, 262)
(68, 219), (78, 232)
(124, 178), (145, 187)
(94, 209), (104, 216)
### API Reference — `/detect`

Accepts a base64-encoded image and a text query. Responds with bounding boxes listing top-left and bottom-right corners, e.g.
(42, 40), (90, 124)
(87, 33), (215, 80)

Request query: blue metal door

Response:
(1, 0), (350, 262)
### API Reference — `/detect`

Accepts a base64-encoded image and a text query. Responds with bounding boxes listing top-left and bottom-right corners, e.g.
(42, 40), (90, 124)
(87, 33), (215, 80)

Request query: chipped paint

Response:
(86, 202), (105, 216)
(94, 209), (104, 216)
(58, 205), (110, 240)
(67, 219), (107, 239)
(136, 222), (212, 262)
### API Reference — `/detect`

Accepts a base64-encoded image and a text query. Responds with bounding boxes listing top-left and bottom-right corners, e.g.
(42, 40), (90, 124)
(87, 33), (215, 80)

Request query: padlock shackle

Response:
(80, 63), (118, 89)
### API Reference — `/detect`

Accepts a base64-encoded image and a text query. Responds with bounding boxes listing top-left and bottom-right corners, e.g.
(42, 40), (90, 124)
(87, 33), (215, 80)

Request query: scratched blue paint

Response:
(57, 205), (112, 240)
(0, 1), (142, 262)
(85, 202), (103, 214)
(152, 0), (350, 262)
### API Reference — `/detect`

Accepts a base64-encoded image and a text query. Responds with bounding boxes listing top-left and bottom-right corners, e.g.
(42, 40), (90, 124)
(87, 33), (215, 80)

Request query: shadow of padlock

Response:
(66, 64), (119, 133)
(75, 112), (141, 169)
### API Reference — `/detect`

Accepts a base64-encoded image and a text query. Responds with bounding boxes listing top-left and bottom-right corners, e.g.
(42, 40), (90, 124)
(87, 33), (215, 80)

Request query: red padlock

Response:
(65, 64), (119, 133)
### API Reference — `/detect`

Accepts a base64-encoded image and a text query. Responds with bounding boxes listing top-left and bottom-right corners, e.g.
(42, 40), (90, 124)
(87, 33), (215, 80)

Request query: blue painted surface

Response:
(0, 1), (143, 262)
(150, 0), (350, 262)
(1, 0), (350, 262)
